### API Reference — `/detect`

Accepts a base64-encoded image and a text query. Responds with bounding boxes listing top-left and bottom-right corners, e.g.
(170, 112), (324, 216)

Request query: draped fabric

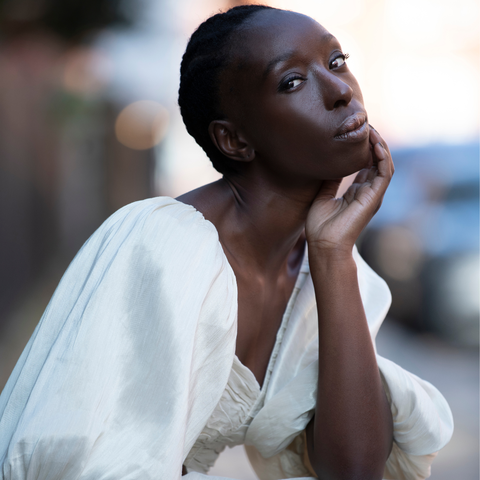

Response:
(0, 197), (453, 480)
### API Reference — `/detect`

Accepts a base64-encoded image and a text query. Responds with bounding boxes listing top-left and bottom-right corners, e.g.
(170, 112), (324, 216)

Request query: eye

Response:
(279, 76), (306, 92)
(330, 53), (350, 69)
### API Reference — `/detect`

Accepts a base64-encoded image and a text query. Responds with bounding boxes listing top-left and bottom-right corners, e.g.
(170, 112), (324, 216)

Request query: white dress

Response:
(0, 197), (453, 480)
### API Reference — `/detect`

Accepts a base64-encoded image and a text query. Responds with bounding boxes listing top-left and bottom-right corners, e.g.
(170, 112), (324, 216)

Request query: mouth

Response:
(334, 112), (369, 142)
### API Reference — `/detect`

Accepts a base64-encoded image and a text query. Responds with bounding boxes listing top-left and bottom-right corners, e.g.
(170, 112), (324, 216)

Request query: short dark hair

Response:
(178, 4), (275, 174)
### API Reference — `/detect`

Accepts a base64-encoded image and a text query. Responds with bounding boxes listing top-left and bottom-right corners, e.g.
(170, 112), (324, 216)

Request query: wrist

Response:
(308, 247), (357, 277)
(307, 240), (355, 263)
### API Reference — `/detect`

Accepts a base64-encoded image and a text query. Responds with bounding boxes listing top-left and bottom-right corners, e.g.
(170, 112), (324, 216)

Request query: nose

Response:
(318, 71), (354, 110)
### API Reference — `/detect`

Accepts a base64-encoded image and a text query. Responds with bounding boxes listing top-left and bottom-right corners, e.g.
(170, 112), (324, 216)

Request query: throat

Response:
(234, 243), (305, 388)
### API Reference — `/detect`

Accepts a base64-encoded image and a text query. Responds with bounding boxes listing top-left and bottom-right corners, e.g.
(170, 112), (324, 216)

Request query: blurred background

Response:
(0, 0), (478, 478)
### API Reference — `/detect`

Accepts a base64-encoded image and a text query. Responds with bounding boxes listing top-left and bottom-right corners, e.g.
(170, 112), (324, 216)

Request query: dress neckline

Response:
(232, 247), (309, 394)
(169, 195), (310, 394)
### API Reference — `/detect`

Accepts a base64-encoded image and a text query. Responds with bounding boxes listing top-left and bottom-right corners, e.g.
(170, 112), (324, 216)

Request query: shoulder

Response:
(99, 196), (219, 241)
(66, 196), (232, 297)
(82, 196), (223, 262)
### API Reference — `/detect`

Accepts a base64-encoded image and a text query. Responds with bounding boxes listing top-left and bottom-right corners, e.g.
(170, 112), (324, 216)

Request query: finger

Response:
(369, 125), (392, 158)
(368, 124), (384, 145)
(353, 168), (370, 185)
(343, 182), (361, 204)
(375, 141), (394, 178)
(374, 141), (388, 162)
(370, 142), (393, 194)
(365, 165), (378, 183)
(368, 126), (394, 176)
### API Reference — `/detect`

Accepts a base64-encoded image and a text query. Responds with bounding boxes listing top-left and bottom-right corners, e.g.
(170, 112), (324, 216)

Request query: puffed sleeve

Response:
(378, 356), (453, 480)
(0, 197), (237, 480)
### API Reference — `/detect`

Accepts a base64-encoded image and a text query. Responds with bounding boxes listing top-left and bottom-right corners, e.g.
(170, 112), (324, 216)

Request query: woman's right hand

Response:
(305, 126), (394, 258)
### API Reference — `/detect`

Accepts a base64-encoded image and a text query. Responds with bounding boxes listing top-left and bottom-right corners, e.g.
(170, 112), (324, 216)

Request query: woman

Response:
(0, 5), (452, 480)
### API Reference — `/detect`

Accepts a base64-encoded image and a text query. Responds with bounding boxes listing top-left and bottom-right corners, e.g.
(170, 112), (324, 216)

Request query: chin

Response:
(338, 144), (372, 177)
(353, 140), (373, 169)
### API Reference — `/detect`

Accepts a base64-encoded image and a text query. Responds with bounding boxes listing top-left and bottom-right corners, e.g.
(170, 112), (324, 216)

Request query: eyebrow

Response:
(262, 51), (297, 80)
(261, 33), (338, 80)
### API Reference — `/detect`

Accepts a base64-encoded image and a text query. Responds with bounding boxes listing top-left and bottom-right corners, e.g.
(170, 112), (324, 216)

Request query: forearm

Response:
(307, 249), (393, 480)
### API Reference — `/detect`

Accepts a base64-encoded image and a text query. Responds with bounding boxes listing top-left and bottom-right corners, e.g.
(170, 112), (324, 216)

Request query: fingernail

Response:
(368, 124), (376, 131)
(377, 142), (384, 149)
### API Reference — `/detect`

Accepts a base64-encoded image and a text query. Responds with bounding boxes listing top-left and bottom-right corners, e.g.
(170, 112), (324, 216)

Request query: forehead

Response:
(230, 9), (335, 71)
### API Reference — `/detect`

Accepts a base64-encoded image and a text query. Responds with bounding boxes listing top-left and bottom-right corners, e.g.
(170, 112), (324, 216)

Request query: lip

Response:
(334, 112), (369, 142)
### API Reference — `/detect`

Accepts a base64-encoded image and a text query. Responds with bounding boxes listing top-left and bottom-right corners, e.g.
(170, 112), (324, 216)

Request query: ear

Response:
(208, 120), (255, 163)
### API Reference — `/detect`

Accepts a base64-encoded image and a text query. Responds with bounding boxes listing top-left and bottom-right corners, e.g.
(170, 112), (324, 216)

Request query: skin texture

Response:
(178, 9), (394, 479)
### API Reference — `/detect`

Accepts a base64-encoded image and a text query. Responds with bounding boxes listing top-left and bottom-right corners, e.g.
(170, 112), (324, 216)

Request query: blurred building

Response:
(0, 0), (156, 327)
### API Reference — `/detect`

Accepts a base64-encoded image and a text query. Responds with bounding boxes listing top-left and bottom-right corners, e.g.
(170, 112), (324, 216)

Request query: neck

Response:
(217, 172), (321, 272)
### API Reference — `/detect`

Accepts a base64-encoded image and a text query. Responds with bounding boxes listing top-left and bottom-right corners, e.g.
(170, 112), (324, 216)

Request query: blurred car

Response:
(358, 142), (479, 347)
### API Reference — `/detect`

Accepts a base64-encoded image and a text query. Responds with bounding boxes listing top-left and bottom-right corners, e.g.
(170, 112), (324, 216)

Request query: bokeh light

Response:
(115, 100), (169, 150)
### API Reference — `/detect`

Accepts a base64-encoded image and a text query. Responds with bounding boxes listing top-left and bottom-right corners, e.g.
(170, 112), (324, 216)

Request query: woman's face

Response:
(219, 9), (372, 183)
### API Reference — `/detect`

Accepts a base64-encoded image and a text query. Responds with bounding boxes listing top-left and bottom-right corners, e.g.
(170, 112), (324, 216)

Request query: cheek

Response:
(250, 97), (332, 152)
(246, 110), (333, 175)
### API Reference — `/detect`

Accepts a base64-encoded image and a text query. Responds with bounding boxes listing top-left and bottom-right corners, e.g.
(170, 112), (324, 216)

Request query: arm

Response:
(305, 128), (395, 479)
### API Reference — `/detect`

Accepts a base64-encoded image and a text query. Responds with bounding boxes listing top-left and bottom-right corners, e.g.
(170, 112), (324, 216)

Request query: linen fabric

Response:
(0, 197), (453, 480)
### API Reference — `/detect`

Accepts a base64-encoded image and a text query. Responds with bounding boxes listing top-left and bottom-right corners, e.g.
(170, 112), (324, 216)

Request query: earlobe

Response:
(208, 120), (255, 163)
